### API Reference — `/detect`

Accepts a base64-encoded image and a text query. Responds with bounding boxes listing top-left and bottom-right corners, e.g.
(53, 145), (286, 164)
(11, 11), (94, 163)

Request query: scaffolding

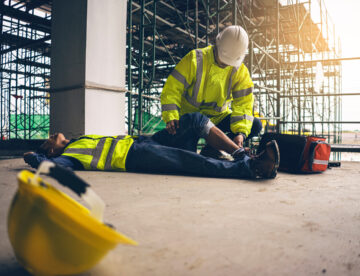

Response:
(126, 0), (343, 150)
(0, 0), (51, 139)
(1, 0), (356, 159)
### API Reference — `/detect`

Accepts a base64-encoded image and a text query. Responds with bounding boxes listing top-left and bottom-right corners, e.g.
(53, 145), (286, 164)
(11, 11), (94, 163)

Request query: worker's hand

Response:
(233, 134), (244, 148)
(166, 120), (179, 135)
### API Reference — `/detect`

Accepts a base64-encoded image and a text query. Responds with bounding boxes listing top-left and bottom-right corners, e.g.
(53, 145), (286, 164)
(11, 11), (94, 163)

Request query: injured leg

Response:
(125, 138), (254, 179)
(125, 136), (280, 179)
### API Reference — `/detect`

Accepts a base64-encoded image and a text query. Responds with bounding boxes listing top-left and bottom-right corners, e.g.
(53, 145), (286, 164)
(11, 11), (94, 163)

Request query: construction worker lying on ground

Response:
(23, 113), (279, 179)
(161, 25), (262, 159)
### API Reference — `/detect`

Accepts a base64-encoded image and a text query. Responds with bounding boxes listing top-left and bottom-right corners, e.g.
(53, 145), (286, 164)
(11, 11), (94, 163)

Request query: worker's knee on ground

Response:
(180, 112), (206, 128)
(180, 112), (211, 137)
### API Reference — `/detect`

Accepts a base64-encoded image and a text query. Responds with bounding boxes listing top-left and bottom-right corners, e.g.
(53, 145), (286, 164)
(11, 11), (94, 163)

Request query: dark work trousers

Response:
(216, 115), (263, 140)
(125, 112), (254, 179)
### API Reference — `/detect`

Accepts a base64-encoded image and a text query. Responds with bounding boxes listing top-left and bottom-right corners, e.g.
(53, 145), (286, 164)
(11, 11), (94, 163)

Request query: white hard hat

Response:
(216, 25), (249, 67)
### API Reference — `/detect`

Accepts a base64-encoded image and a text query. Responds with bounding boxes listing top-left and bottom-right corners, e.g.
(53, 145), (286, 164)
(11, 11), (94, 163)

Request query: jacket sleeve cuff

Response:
(162, 110), (180, 123)
(231, 126), (251, 137)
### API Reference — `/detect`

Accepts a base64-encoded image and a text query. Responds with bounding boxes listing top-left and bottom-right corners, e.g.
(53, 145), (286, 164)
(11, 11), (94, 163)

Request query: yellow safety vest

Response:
(62, 135), (134, 171)
(161, 45), (254, 136)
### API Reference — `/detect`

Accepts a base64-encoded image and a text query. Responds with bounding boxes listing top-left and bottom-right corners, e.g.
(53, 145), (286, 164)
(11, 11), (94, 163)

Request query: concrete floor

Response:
(0, 158), (360, 276)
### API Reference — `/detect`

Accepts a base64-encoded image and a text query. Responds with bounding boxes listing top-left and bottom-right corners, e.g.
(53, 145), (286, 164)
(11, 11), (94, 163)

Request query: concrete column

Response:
(50, 0), (127, 138)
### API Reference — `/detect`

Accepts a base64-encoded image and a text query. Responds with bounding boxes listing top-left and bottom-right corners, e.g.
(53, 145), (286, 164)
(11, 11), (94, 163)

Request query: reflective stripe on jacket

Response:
(62, 135), (134, 171)
(161, 45), (254, 136)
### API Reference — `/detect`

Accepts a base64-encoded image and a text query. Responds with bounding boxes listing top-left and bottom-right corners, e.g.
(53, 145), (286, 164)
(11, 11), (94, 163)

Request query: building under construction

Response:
(1, 0), (346, 144)
(0, 0), (50, 140)
(127, 0), (343, 143)
(1, 1), (360, 275)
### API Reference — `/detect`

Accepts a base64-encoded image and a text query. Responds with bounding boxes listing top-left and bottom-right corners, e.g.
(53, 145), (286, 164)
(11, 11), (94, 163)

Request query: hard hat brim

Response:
(8, 170), (137, 276)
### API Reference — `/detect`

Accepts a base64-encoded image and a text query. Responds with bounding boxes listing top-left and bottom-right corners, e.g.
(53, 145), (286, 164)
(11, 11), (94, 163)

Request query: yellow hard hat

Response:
(8, 161), (137, 276)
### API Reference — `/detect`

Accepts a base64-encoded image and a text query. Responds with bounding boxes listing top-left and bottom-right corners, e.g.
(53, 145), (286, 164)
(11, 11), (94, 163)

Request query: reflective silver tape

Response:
(171, 69), (190, 89)
(227, 67), (237, 100)
(200, 101), (217, 108)
(192, 49), (203, 104)
(90, 138), (107, 169)
(220, 102), (229, 112)
(162, 104), (180, 112)
(63, 148), (93, 155)
(215, 104), (228, 112)
(183, 90), (199, 107)
(245, 114), (254, 121)
(182, 49), (231, 113)
(199, 101), (222, 113)
(199, 100), (230, 113)
(313, 159), (329, 165)
(104, 138), (121, 170)
(233, 87), (253, 98)
(230, 114), (254, 124)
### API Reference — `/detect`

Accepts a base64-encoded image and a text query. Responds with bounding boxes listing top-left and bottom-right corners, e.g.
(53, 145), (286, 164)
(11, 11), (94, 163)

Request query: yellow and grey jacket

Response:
(161, 45), (254, 136)
(62, 135), (134, 171)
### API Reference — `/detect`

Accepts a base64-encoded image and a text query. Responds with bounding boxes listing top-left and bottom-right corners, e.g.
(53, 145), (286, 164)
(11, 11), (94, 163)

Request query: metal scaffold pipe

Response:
(275, 0), (281, 133)
(127, 0), (133, 135)
(195, 0), (198, 49)
(232, 0), (237, 25)
(138, 0), (145, 134)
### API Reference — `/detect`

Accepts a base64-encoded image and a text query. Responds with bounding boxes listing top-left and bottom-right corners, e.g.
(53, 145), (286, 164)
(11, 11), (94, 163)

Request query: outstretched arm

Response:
(23, 152), (83, 170)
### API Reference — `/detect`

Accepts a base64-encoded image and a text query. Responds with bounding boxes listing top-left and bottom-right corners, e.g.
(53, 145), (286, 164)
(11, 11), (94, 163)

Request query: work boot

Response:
(250, 140), (280, 179)
(200, 145), (228, 160)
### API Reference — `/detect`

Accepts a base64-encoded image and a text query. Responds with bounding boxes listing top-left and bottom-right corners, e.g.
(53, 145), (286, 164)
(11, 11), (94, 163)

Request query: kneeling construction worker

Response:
(161, 25), (261, 159)
(24, 113), (279, 179)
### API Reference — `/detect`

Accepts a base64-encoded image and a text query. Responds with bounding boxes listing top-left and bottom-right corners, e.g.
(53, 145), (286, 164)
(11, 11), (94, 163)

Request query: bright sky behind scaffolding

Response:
(325, 0), (360, 131)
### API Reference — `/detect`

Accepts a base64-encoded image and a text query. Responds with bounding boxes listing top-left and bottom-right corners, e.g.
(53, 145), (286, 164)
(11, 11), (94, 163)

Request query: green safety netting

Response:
(9, 114), (49, 139)
(132, 111), (166, 134)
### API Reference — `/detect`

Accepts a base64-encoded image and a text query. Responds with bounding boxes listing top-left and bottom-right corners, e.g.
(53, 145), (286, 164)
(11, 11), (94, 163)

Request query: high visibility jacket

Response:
(161, 45), (254, 136)
(62, 135), (134, 171)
